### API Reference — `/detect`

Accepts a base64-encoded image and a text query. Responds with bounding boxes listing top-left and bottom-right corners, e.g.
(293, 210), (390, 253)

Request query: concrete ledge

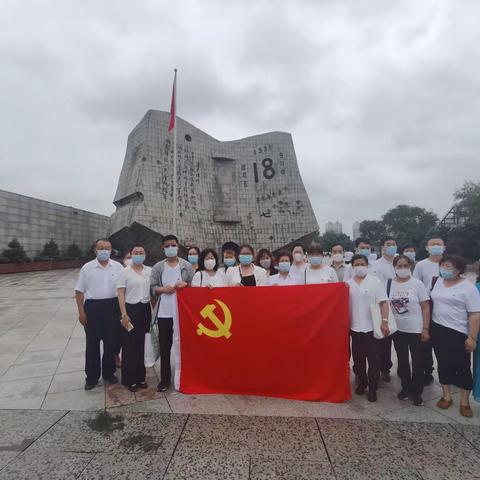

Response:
(0, 260), (87, 274)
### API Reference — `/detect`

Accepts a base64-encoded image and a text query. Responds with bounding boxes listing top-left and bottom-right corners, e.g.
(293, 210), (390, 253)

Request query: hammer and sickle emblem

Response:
(197, 299), (232, 339)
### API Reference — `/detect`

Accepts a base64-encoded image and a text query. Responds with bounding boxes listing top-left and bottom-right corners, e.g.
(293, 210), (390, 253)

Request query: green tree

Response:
(359, 220), (386, 245)
(40, 239), (60, 260)
(64, 243), (82, 259)
(1, 238), (30, 263)
(454, 181), (480, 226)
(444, 224), (480, 262)
(382, 205), (438, 247)
(315, 231), (354, 252)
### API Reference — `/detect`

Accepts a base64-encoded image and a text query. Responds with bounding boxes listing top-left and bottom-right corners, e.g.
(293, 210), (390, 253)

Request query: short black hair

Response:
(402, 244), (416, 252)
(351, 253), (369, 266)
(331, 243), (344, 251)
(255, 248), (274, 266)
(393, 254), (413, 267)
(308, 242), (323, 255)
(95, 238), (111, 247)
(381, 236), (396, 246)
(440, 254), (466, 275)
(129, 243), (146, 253)
(354, 238), (370, 248)
(198, 248), (219, 271)
(187, 246), (201, 256)
(292, 242), (305, 253)
(163, 234), (178, 245)
(221, 241), (239, 254)
(275, 249), (293, 263)
(239, 244), (255, 255)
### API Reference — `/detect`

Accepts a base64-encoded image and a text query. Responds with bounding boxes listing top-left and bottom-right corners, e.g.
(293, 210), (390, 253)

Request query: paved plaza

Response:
(0, 269), (479, 479)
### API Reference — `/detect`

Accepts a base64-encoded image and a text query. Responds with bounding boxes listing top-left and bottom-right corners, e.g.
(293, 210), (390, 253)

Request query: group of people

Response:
(74, 234), (480, 418)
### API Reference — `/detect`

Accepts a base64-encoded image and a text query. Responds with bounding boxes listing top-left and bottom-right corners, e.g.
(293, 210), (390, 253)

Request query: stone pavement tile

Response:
(1, 360), (59, 382)
(107, 398), (172, 414)
(0, 355), (17, 369)
(0, 339), (32, 355)
(250, 458), (334, 479)
(0, 367), (7, 378)
(176, 415), (328, 461)
(299, 399), (380, 420)
(425, 393), (480, 425)
(416, 465), (480, 480)
(24, 336), (69, 354)
(0, 452), (18, 471)
(379, 404), (454, 423)
(452, 423), (480, 449)
(0, 410), (66, 447)
(13, 349), (64, 366)
(164, 453), (249, 480)
(56, 355), (83, 374)
(331, 458), (422, 480)
(48, 370), (86, 394)
(62, 338), (85, 358)
(167, 392), (239, 415)
(106, 382), (136, 408)
(77, 452), (170, 480)
(0, 376), (51, 409)
(353, 388), (413, 416)
(0, 450), (93, 480)
(32, 411), (187, 455)
(226, 395), (307, 417)
(42, 387), (105, 411)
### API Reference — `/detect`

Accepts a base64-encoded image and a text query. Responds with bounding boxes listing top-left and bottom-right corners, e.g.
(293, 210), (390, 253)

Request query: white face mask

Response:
(293, 253), (304, 263)
(395, 268), (411, 279)
(124, 258), (133, 267)
(204, 259), (216, 271)
(260, 258), (271, 269)
(332, 253), (343, 263)
(353, 266), (368, 278)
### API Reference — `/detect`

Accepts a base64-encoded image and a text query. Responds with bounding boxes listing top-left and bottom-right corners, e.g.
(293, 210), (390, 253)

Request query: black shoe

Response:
(412, 395), (424, 407)
(84, 382), (97, 391)
(423, 374), (434, 386)
(128, 384), (138, 393)
(397, 389), (409, 400)
(106, 375), (118, 385)
(355, 384), (367, 395)
(138, 382), (148, 389)
(381, 371), (391, 382)
(367, 390), (377, 402)
(157, 381), (170, 392)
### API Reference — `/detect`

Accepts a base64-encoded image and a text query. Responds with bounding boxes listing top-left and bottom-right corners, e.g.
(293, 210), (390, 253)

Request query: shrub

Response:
(1, 238), (30, 263)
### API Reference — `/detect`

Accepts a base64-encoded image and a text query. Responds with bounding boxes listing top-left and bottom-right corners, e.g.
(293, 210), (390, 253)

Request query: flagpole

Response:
(172, 68), (178, 235)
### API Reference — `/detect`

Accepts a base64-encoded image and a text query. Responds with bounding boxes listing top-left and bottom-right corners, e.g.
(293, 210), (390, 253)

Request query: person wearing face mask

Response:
(116, 245), (152, 392)
(346, 254), (390, 402)
(269, 251), (301, 286)
(219, 241), (240, 274)
(304, 243), (338, 284)
(123, 252), (133, 268)
(150, 234), (195, 392)
(331, 243), (346, 281)
(255, 248), (278, 276)
(402, 244), (417, 269)
(191, 248), (227, 287)
(430, 255), (480, 418)
(226, 244), (268, 286)
(388, 255), (430, 406)
(343, 238), (374, 282)
(74, 238), (125, 390)
(413, 237), (446, 385)
(187, 246), (200, 271)
(290, 243), (307, 278)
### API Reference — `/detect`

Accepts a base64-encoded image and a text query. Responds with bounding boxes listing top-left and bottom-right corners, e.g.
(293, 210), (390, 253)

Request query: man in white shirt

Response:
(75, 238), (125, 390)
(330, 243), (346, 282)
(413, 237), (446, 385)
(150, 234), (195, 392)
(343, 238), (375, 282)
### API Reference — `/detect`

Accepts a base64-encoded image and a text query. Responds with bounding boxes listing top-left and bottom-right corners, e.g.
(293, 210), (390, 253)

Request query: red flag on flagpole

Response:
(168, 69), (177, 132)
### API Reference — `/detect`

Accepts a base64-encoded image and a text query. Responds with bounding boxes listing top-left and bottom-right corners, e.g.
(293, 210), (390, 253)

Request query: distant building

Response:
(352, 221), (361, 240)
(325, 221), (343, 234)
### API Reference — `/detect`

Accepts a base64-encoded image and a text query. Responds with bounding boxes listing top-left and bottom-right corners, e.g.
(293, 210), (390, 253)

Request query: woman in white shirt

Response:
(117, 245), (152, 392)
(430, 254), (480, 418)
(255, 248), (278, 277)
(346, 254), (390, 402)
(226, 244), (268, 287)
(191, 249), (227, 288)
(269, 251), (301, 286)
(388, 255), (430, 406)
(304, 243), (338, 284)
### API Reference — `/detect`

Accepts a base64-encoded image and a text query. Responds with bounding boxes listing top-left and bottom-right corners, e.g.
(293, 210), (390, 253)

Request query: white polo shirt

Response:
(413, 258), (440, 288)
(347, 274), (388, 332)
(290, 262), (307, 279)
(118, 265), (152, 304)
(74, 259), (125, 300)
(372, 257), (395, 286)
(304, 265), (338, 284)
(191, 270), (227, 287)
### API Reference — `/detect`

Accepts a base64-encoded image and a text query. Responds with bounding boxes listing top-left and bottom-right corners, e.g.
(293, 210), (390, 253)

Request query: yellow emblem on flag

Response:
(197, 299), (232, 339)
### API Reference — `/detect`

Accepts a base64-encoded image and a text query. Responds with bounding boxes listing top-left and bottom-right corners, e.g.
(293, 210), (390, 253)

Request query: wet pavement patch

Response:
(0, 438), (35, 452)
(85, 412), (125, 435)
(119, 434), (162, 453)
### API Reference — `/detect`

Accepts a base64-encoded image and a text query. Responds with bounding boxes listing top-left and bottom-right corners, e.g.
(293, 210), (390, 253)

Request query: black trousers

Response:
(84, 298), (120, 384)
(121, 302), (151, 387)
(379, 335), (393, 374)
(350, 330), (381, 390)
(422, 339), (434, 376)
(392, 331), (424, 395)
(432, 322), (473, 390)
(158, 317), (174, 383)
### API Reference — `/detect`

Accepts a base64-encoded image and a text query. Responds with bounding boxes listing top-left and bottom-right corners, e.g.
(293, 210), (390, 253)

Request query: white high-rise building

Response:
(325, 221), (343, 234)
(352, 221), (361, 240)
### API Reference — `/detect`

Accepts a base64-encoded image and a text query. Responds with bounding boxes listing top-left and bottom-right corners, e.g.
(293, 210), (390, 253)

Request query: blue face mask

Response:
(358, 248), (370, 258)
(309, 256), (323, 266)
(384, 245), (397, 256)
(239, 254), (253, 265)
(164, 246), (178, 258)
(188, 254), (198, 265)
(96, 249), (111, 262)
(440, 268), (455, 280)
(224, 257), (236, 267)
(278, 261), (291, 273)
(429, 245), (445, 257)
(404, 251), (416, 262)
(132, 254), (145, 265)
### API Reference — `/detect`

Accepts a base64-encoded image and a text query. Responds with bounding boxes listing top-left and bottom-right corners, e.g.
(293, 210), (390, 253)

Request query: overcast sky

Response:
(1, 0), (479, 237)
